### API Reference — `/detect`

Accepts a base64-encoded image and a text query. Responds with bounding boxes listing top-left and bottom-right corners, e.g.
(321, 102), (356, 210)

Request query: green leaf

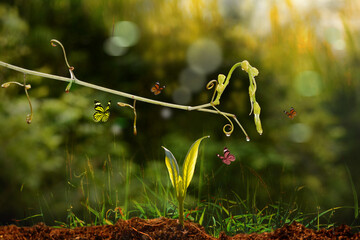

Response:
(182, 136), (209, 190)
(345, 165), (359, 219)
(162, 146), (180, 189)
(199, 207), (206, 226)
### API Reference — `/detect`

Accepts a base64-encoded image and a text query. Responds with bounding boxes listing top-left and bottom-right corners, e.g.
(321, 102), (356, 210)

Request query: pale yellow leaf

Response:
(182, 136), (209, 190)
(162, 146), (180, 189)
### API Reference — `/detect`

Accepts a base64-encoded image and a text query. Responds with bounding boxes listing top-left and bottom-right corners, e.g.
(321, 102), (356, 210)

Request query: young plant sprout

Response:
(162, 136), (209, 226)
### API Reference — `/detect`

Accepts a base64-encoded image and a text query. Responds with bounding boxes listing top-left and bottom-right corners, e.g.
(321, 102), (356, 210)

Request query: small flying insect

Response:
(284, 107), (297, 119)
(93, 100), (111, 122)
(151, 82), (165, 95)
(217, 147), (236, 165)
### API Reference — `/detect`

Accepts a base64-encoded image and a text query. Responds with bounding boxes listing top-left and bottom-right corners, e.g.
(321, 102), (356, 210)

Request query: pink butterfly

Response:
(217, 147), (236, 165)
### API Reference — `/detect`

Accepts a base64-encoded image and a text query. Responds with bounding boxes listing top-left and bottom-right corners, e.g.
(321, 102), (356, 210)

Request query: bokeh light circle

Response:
(104, 37), (127, 56)
(111, 124), (123, 136)
(295, 71), (322, 97)
(113, 21), (140, 47)
(289, 123), (312, 143)
(160, 108), (172, 119)
(187, 38), (222, 74)
(179, 68), (206, 93)
(172, 87), (192, 105)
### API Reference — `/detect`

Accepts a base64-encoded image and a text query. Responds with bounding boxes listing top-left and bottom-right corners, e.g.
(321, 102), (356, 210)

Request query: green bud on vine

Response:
(253, 101), (263, 135)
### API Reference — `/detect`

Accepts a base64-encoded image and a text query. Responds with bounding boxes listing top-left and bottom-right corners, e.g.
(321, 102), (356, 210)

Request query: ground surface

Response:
(0, 217), (359, 239)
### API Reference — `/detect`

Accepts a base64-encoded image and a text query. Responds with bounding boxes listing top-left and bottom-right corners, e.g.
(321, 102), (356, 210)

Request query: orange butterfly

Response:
(284, 107), (297, 119)
(151, 82), (165, 95)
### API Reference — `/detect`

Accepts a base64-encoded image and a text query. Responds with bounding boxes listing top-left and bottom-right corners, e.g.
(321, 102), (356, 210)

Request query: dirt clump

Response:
(0, 217), (359, 239)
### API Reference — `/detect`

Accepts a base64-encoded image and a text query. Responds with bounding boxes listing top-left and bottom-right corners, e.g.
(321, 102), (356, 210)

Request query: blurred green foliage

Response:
(0, 0), (360, 227)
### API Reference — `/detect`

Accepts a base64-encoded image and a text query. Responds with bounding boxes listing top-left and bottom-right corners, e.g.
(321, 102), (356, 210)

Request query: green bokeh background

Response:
(1, 0), (359, 226)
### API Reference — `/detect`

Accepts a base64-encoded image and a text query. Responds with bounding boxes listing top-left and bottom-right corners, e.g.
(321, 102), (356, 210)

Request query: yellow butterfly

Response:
(93, 100), (111, 122)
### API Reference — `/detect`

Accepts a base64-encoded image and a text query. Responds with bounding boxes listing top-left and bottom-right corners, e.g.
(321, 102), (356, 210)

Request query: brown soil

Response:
(0, 217), (359, 240)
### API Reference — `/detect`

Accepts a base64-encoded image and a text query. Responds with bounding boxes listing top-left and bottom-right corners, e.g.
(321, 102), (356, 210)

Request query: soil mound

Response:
(0, 217), (359, 239)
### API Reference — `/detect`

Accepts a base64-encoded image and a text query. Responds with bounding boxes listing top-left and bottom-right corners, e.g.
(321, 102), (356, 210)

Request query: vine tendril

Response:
(2, 81), (23, 88)
(206, 79), (218, 104)
(50, 39), (72, 69)
(132, 100), (137, 136)
(117, 100), (138, 136)
(50, 39), (76, 92)
(1, 75), (33, 123)
(232, 116), (250, 141)
(23, 74), (33, 124)
(211, 104), (234, 137)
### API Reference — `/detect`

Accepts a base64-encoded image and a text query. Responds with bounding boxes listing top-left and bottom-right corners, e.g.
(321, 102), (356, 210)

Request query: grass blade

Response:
(345, 165), (359, 219)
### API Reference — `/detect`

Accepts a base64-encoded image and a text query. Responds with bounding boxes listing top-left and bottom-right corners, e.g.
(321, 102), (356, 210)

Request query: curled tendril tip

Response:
(117, 100), (137, 136)
(211, 104), (234, 137)
(223, 123), (233, 137)
(206, 79), (218, 104)
(50, 39), (71, 69)
(50, 39), (76, 92)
